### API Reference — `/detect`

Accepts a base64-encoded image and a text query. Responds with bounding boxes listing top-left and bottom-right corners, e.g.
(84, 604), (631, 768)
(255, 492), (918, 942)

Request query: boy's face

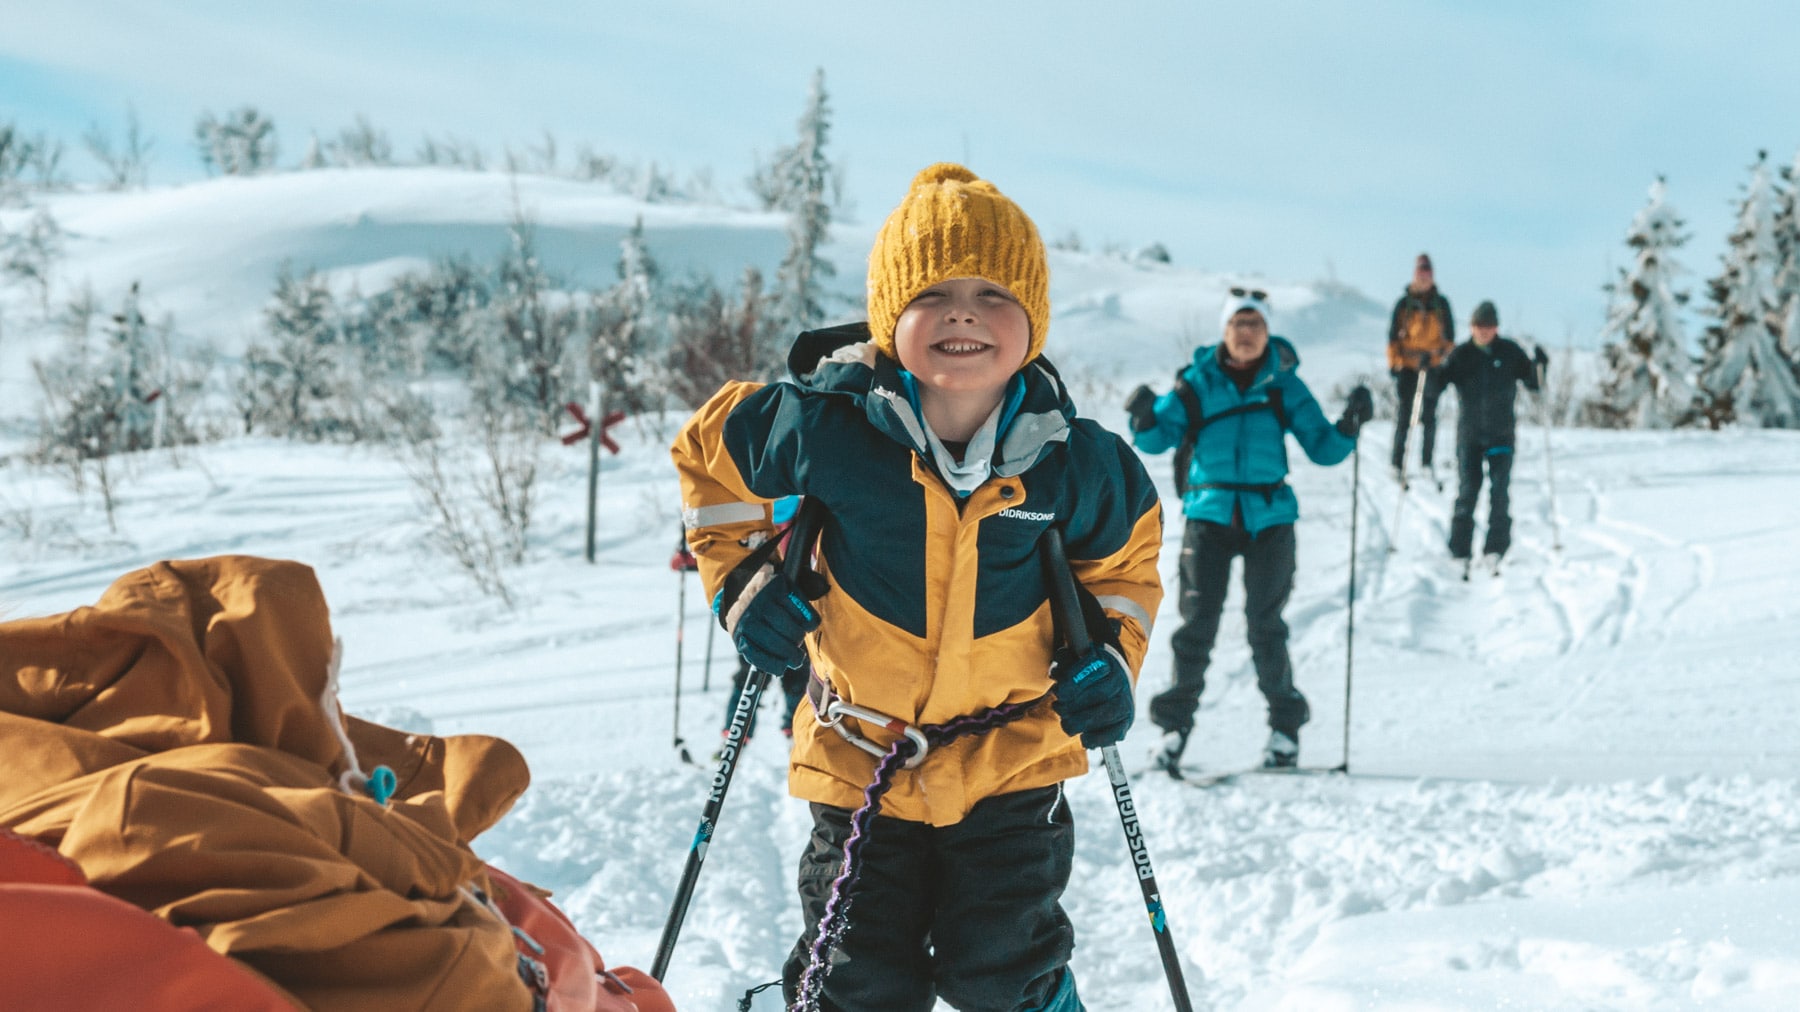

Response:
(892, 277), (1031, 396)
(1222, 310), (1269, 365)
(1471, 323), (1498, 346)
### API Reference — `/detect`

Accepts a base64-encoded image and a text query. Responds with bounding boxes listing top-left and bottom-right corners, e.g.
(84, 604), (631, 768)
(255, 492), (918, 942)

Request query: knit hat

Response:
(1220, 289), (1273, 332)
(1416, 253), (1433, 271)
(1471, 300), (1499, 327)
(866, 163), (1050, 362)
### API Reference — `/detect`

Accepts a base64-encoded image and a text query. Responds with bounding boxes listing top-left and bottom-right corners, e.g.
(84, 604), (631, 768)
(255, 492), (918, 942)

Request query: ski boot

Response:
(1481, 552), (1503, 577)
(1151, 728), (1190, 780)
(1262, 730), (1299, 769)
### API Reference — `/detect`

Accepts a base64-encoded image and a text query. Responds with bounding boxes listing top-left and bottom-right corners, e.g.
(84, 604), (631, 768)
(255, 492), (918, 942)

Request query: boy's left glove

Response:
(1049, 644), (1134, 748)
(1533, 346), (1550, 369)
(725, 568), (821, 674)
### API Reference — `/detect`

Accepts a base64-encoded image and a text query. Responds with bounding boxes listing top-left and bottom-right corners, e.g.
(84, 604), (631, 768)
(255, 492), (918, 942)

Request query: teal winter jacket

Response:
(1132, 336), (1353, 533)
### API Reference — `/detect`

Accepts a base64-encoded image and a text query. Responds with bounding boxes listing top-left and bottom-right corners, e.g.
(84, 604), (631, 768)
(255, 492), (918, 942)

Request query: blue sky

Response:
(6, 0), (1800, 344)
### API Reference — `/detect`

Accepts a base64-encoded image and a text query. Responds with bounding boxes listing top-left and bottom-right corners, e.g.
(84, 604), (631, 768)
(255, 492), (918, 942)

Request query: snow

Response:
(4, 171), (1799, 1010)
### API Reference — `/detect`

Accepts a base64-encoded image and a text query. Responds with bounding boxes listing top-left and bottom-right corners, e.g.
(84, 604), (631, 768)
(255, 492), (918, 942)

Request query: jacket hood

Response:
(787, 321), (1076, 478)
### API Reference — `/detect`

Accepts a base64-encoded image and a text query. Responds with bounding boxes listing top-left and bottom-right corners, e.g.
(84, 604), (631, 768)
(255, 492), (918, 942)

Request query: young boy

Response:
(672, 164), (1163, 1011)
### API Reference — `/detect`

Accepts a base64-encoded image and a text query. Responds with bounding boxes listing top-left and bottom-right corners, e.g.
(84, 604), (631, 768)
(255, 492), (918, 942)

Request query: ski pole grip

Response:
(1040, 528), (1091, 655)
(781, 497), (826, 587)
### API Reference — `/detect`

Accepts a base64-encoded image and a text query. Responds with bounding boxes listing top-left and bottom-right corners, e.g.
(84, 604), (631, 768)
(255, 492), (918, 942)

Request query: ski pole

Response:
(673, 568), (691, 764)
(702, 620), (715, 693)
(1387, 356), (1431, 554)
(1338, 440), (1358, 774)
(1536, 358), (1562, 553)
(652, 498), (825, 983)
(1041, 528), (1195, 1012)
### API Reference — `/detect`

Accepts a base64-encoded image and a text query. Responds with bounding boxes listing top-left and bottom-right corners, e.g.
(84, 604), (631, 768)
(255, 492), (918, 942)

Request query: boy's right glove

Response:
(1124, 385), (1158, 433)
(724, 568), (820, 673)
(1049, 643), (1134, 748)
(1336, 384), (1374, 437)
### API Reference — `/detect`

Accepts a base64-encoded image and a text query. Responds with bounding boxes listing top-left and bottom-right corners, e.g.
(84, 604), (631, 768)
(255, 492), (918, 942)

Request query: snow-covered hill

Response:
(3, 170), (1796, 1009)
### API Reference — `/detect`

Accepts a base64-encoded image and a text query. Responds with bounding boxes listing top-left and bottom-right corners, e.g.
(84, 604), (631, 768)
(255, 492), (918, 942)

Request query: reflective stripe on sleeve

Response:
(1097, 594), (1153, 634)
(683, 501), (767, 530)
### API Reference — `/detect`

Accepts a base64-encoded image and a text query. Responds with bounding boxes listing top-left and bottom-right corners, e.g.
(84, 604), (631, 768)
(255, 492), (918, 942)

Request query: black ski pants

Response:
(781, 785), (1075, 1012)
(1449, 444), (1515, 559)
(1391, 367), (1443, 470)
(1150, 519), (1309, 738)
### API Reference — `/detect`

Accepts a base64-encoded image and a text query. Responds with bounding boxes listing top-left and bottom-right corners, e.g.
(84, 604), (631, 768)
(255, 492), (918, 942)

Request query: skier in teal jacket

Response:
(1126, 288), (1371, 773)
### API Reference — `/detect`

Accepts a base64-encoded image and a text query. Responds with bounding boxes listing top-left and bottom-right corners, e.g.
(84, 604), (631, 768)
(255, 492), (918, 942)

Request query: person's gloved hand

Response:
(1336, 384), (1374, 438)
(1050, 643), (1134, 748)
(725, 568), (820, 673)
(1533, 346), (1550, 369)
(1124, 385), (1157, 433)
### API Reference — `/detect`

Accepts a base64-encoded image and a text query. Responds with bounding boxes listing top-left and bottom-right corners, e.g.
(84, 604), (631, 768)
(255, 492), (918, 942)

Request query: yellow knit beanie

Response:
(866, 163), (1050, 363)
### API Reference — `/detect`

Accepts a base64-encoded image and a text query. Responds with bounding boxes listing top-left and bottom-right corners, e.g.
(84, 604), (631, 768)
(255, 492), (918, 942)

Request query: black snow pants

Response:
(1391, 366), (1443, 470)
(1150, 519), (1309, 739)
(1449, 443), (1515, 559)
(781, 786), (1076, 1012)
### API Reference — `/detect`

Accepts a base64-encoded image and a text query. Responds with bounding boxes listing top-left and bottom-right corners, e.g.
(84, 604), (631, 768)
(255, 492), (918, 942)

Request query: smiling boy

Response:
(673, 163), (1163, 1010)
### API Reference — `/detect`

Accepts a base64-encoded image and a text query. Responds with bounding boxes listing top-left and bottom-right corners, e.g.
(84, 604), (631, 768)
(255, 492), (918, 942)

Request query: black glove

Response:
(1050, 643), (1134, 748)
(1124, 384), (1157, 433)
(1533, 346), (1550, 369)
(727, 568), (820, 673)
(1336, 384), (1374, 438)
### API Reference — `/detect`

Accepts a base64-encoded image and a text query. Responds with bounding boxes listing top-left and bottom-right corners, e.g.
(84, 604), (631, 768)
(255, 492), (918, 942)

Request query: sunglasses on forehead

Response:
(1230, 286), (1269, 303)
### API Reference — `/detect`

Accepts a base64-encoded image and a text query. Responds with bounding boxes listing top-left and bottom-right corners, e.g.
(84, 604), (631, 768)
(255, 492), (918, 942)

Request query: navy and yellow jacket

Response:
(671, 323), (1163, 826)
(1133, 337), (1354, 534)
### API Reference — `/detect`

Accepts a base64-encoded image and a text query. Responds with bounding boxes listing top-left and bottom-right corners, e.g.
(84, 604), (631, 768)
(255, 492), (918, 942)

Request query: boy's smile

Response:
(892, 276), (1032, 441)
(893, 277), (1031, 390)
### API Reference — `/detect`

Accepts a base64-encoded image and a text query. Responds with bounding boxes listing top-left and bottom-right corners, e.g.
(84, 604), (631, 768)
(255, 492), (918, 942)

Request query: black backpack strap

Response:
(1175, 372), (1205, 447)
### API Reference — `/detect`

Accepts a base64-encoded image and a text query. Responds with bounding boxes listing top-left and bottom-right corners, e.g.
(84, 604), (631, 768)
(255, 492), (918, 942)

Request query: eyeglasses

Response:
(1230, 286), (1269, 303)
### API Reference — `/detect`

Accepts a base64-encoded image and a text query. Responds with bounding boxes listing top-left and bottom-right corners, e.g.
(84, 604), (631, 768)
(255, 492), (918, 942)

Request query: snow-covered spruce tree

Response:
(236, 265), (369, 439)
(324, 115), (393, 168)
(1774, 148), (1800, 364)
(30, 283), (171, 527)
(586, 216), (668, 416)
(768, 69), (837, 337)
(487, 206), (582, 431)
(193, 107), (279, 176)
(1693, 151), (1800, 428)
(1586, 177), (1698, 428)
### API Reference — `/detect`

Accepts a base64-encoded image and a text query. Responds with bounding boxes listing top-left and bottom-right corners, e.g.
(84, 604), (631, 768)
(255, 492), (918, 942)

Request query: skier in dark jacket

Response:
(1427, 300), (1546, 568)
(1126, 289), (1372, 773)
(1387, 253), (1455, 484)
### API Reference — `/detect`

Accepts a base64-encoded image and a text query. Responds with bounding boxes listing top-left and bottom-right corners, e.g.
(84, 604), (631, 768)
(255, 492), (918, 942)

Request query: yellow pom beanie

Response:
(866, 163), (1050, 363)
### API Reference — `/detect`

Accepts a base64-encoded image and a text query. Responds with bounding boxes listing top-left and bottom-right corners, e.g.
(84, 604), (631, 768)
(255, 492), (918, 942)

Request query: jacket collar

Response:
(789, 321), (1075, 478)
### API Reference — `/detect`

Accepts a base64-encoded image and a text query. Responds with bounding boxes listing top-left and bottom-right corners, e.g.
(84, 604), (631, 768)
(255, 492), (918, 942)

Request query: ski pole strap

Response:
(1194, 479), (1287, 504)
(791, 688), (1051, 1010)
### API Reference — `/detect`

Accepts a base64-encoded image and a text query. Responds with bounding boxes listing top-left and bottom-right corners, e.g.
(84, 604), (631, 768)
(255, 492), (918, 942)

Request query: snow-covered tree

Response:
(1694, 152), (1800, 428)
(768, 68), (837, 338)
(237, 266), (370, 439)
(1586, 177), (1698, 429)
(194, 107), (279, 176)
(1774, 148), (1800, 363)
(487, 207), (581, 429)
(666, 266), (779, 408)
(587, 216), (668, 415)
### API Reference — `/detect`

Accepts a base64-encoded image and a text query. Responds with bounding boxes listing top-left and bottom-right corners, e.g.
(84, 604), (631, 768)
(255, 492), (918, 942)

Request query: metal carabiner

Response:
(822, 698), (931, 770)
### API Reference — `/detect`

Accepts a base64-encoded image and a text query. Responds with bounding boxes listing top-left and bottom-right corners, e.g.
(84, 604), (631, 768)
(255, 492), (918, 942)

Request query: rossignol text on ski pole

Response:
(1041, 528), (1195, 1012)
(652, 498), (825, 983)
